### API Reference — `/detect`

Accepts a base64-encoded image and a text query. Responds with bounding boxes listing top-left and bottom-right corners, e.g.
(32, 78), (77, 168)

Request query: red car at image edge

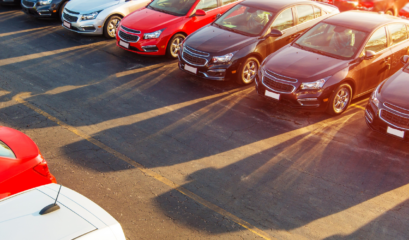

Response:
(116, 0), (242, 58)
(0, 126), (56, 199)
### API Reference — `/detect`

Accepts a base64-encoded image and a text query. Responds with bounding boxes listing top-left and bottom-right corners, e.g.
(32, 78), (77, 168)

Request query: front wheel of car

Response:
(327, 83), (352, 116)
(236, 57), (259, 85)
(385, 9), (395, 16)
(104, 15), (122, 39)
(166, 34), (185, 59)
(59, 1), (68, 22)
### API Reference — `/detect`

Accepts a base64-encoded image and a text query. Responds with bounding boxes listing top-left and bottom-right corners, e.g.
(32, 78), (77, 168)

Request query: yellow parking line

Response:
(13, 93), (274, 240)
(350, 104), (366, 110)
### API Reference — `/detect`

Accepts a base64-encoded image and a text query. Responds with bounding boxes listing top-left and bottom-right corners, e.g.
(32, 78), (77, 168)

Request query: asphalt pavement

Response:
(1, 5), (409, 240)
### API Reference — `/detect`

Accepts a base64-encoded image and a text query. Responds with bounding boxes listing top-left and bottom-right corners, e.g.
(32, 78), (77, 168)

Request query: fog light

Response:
(323, 98), (328, 102)
(297, 98), (319, 106)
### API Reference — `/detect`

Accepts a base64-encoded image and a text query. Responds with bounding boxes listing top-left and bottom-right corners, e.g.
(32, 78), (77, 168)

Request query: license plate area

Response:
(387, 126), (405, 138)
(265, 90), (280, 100)
(63, 21), (71, 29)
(185, 65), (197, 74)
(119, 40), (129, 49)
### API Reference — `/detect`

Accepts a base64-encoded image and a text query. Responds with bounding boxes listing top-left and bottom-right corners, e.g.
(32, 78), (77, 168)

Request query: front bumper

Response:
(255, 73), (331, 111)
(21, 1), (58, 18)
(62, 12), (104, 35)
(365, 101), (409, 141)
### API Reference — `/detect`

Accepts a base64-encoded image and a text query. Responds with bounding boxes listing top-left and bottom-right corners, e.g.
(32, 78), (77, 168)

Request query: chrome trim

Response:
(121, 26), (141, 34)
(141, 45), (158, 52)
(383, 102), (409, 116)
(22, 1), (35, 8)
(379, 109), (409, 131)
(264, 70), (298, 83)
(200, 72), (225, 81)
(63, 12), (78, 23)
(118, 30), (140, 43)
(62, 24), (97, 33)
(185, 46), (209, 57)
(65, 8), (79, 15)
(261, 70), (296, 94)
(365, 109), (374, 123)
(208, 69), (226, 72)
(182, 47), (209, 67)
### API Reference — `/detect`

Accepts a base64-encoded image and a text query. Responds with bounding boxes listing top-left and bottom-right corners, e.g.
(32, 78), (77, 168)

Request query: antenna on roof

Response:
(40, 185), (62, 215)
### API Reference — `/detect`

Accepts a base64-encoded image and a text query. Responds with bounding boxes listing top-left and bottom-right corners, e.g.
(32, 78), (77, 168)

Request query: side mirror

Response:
(364, 50), (376, 60)
(216, 13), (221, 19)
(195, 9), (206, 16)
(268, 29), (283, 38)
(401, 55), (409, 64)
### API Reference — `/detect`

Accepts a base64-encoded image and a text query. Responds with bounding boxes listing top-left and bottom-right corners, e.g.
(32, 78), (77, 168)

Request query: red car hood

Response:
(121, 8), (184, 32)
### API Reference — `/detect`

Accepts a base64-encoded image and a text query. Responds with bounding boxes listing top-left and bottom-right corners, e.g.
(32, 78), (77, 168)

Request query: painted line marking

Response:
(350, 103), (366, 110)
(13, 93), (274, 240)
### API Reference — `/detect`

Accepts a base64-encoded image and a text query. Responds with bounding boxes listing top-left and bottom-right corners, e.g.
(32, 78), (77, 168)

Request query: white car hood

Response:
(0, 184), (125, 240)
(66, 0), (122, 14)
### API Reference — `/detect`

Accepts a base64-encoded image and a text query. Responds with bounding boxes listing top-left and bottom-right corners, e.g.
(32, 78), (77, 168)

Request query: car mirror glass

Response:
(364, 50), (376, 60)
(401, 55), (409, 64)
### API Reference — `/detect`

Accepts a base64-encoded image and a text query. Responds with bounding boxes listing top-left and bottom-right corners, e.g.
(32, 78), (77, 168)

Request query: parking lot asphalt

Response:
(2, 6), (409, 240)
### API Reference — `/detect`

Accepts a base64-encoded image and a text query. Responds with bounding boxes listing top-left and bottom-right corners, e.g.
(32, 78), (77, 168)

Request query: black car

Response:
(256, 11), (409, 115)
(365, 55), (409, 141)
(21, 0), (69, 19)
(178, 0), (339, 85)
(0, 0), (20, 5)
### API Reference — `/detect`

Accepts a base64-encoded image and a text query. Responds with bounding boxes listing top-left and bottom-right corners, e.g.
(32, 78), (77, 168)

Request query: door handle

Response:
(384, 57), (391, 63)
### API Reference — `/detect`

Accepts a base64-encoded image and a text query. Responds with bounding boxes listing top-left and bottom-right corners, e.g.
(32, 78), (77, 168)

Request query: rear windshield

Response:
(0, 141), (16, 159)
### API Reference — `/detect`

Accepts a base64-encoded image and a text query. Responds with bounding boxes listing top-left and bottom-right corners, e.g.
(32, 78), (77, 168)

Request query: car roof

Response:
(324, 11), (408, 32)
(241, 0), (319, 12)
(0, 126), (38, 160)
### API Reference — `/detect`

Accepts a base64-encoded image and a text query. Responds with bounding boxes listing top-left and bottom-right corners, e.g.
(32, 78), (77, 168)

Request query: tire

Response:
(104, 15), (122, 39)
(236, 57), (259, 85)
(59, 1), (68, 21)
(166, 33), (185, 59)
(326, 83), (352, 116)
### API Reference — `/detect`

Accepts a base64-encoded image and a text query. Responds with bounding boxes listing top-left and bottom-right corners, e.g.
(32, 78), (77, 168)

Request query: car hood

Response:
(264, 45), (347, 81)
(122, 8), (183, 32)
(185, 25), (257, 54)
(66, 0), (121, 14)
(380, 69), (409, 109)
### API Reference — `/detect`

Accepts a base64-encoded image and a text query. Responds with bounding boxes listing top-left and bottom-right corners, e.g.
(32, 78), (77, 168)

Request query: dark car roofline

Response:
(324, 11), (409, 32)
(240, 0), (317, 13)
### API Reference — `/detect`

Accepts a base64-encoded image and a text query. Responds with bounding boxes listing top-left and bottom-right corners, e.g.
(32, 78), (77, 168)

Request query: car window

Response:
(221, 0), (237, 6)
(0, 141), (16, 159)
(296, 5), (314, 24)
(271, 8), (293, 31)
(388, 23), (408, 46)
(365, 27), (387, 53)
(196, 0), (218, 11)
(314, 6), (321, 18)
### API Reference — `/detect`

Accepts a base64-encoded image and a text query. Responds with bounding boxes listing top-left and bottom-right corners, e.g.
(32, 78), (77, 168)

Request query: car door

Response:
(355, 27), (392, 94)
(184, 0), (220, 34)
(387, 23), (409, 74)
(267, 7), (297, 55)
(295, 4), (323, 36)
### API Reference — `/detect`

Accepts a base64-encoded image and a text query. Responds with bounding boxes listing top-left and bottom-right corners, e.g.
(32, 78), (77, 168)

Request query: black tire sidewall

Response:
(166, 34), (185, 59)
(327, 83), (352, 115)
(104, 15), (122, 39)
(236, 57), (259, 85)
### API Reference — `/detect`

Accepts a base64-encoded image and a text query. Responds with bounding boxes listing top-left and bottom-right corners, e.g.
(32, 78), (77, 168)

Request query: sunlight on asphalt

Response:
(0, 26), (52, 38)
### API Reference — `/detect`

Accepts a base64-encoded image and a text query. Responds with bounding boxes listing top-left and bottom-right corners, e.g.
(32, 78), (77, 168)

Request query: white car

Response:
(0, 184), (126, 240)
(62, 0), (151, 38)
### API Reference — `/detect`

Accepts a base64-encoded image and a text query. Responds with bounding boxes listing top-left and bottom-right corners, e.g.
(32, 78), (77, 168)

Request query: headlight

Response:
(81, 11), (100, 21)
(371, 91), (380, 108)
(143, 29), (164, 39)
(212, 53), (235, 63)
(300, 78), (328, 90)
(38, 0), (52, 5)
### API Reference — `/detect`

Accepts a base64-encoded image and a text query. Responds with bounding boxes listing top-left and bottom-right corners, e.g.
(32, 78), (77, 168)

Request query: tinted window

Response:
(365, 27), (387, 53)
(271, 8), (293, 31)
(0, 141), (16, 159)
(221, 0), (236, 6)
(196, 0), (218, 11)
(296, 5), (314, 24)
(388, 23), (408, 46)
(149, 0), (197, 16)
(314, 6), (321, 18)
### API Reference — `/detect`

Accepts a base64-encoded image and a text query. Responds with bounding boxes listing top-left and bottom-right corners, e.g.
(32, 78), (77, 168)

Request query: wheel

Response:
(59, 1), (68, 21)
(166, 34), (185, 59)
(104, 15), (122, 39)
(236, 57), (259, 85)
(385, 9), (394, 16)
(327, 83), (352, 115)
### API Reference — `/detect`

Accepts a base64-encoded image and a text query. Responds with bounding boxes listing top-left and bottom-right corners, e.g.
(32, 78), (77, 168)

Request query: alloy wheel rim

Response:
(242, 60), (258, 84)
(333, 87), (350, 113)
(171, 37), (184, 57)
(386, 10), (393, 16)
(108, 19), (119, 38)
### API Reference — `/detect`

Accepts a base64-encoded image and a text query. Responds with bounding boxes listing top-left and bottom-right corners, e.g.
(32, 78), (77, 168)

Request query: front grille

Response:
(384, 102), (409, 115)
(121, 26), (141, 34)
(118, 30), (139, 42)
(185, 46), (209, 57)
(265, 70), (297, 83)
(380, 110), (409, 130)
(22, 0), (35, 7)
(63, 13), (78, 22)
(65, 9), (79, 15)
(263, 77), (294, 93)
(182, 52), (207, 66)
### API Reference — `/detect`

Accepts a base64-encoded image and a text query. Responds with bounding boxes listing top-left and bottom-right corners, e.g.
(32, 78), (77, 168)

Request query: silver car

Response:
(62, 0), (150, 38)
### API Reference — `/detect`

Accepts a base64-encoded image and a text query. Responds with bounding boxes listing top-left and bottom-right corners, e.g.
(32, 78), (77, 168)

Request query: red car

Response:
(0, 127), (56, 199)
(116, 0), (242, 58)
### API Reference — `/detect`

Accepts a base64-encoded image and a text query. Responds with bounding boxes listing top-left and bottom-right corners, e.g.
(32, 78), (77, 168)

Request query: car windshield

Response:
(214, 5), (274, 36)
(0, 141), (16, 159)
(294, 22), (368, 59)
(148, 0), (197, 16)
